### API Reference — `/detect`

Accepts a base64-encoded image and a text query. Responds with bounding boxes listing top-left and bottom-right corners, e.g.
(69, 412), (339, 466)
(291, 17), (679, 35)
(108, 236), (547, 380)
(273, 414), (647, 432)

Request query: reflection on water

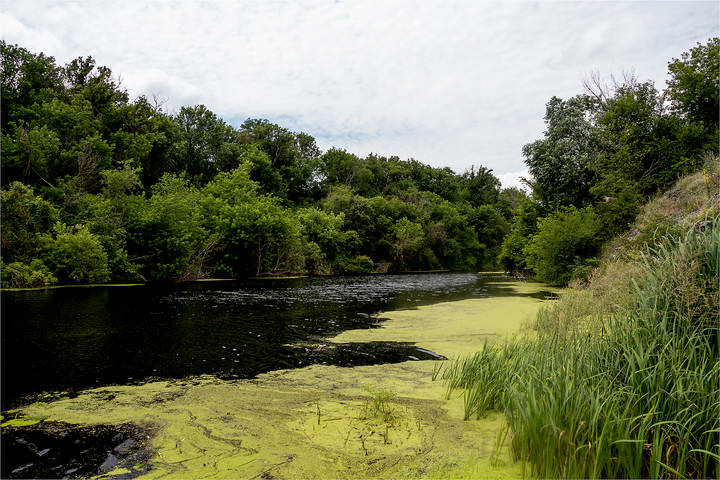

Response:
(1, 273), (548, 409)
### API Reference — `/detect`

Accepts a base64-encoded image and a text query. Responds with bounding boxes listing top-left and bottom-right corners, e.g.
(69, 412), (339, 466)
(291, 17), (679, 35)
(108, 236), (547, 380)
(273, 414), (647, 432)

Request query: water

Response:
(1, 273), (548, 410)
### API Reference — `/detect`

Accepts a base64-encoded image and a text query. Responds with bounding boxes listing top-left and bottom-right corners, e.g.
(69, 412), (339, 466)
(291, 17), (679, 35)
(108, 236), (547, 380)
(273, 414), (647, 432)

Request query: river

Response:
(2, 273), (555, 478)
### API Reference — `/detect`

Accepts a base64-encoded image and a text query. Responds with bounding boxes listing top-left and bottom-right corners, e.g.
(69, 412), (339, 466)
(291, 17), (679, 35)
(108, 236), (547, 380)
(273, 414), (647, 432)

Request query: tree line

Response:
(2, 38), (716, 288)
(1, 41), (519, 287)
(500, 37), (719, 285)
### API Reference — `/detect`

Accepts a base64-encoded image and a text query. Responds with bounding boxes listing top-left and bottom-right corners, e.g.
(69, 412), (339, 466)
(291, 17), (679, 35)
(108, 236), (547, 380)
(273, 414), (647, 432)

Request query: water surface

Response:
(2, 273), (550, 409)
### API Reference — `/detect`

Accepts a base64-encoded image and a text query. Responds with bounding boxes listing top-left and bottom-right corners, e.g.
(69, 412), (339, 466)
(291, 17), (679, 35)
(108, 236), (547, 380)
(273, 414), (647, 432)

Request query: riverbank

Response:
(3, 279), (555, 478)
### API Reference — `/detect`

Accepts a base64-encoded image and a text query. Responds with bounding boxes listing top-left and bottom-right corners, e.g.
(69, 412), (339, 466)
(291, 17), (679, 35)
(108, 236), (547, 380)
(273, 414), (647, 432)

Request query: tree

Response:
(240, 118), (322, 202)
(127, 174), (206, 281)
(0, 181), (58, 263)
(466, 204), (510, 268)
(498, 198), (544, 274)
(666, 37), (719, 138)
(320, 148), (365, 189)
(40, 222), (110, 284)
(523, 207), (601, 285)
(213, 198), (302, 276)
(173, 105), (237, 183)
(523, 96), (598, 208)
(591, 78), (708, 196)
(391, 218), (425, 267)
(462, 165), (501, 207)
(0, 41), (65, 129)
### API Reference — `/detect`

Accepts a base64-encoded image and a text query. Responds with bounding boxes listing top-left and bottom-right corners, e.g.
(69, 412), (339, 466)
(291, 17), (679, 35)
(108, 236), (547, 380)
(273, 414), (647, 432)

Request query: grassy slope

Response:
(442, 161), (720, 479)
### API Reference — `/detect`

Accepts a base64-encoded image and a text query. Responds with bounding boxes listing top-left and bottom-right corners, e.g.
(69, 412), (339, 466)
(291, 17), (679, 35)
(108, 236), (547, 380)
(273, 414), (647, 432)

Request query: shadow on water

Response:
(1, 273), (544, 410)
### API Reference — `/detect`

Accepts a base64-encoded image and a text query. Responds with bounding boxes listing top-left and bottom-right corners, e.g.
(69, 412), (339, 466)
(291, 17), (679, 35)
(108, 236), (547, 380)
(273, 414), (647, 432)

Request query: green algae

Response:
(1, 417), (42, 427)
(331, 283), (552, 358)
(14, 279), (552, 479)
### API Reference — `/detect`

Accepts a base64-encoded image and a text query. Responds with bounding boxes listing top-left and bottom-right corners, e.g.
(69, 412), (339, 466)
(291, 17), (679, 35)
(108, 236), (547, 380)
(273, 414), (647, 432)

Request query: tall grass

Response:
(442, 219), (719, 478)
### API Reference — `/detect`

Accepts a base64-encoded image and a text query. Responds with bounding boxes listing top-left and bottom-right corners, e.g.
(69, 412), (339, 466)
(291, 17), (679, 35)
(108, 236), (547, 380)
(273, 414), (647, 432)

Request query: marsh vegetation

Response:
(440, 216), (719, 478)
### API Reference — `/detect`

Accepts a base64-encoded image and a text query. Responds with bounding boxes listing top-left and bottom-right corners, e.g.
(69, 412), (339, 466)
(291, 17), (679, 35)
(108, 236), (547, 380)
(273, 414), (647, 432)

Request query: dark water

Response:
(1, 273), (548, 410)
(1, 422), (151, 479)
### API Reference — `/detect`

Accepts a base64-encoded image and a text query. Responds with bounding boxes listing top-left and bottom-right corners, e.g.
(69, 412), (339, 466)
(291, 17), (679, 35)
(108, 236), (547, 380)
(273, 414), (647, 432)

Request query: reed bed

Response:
(440, 219), (719, 478)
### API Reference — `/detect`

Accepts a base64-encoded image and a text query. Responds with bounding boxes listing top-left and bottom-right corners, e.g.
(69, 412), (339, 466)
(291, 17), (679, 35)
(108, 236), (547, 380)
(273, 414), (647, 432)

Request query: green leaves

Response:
(666, 37), (719, 135)
(523, 206), (602, 286)
(39, 222), (110, 284)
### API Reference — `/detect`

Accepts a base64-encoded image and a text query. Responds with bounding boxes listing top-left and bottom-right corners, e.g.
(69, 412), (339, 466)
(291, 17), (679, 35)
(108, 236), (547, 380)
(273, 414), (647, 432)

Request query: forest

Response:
(1, 38), (718, 287)
(0, 40), (518, 286)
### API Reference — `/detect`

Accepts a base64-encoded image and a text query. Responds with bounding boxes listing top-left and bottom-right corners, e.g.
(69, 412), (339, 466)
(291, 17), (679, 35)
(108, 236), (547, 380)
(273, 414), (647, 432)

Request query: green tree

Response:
(462, 165), (501, 207)
(1, 259), (57, 288)
(0, 41), (65, 129)
(40, 222), (110, 284)
(127, 174), (206, 281)
(590, 79), (706, 196)
(499, 199), (544, 274)
(523, 96), (598, 208)
(173, 104), (238, 183)
(666, 37), (719, 138)
(391, 218), (425, 267)
(466, 204), (510, 268)
(0, 181), (58, 263)
(213, 198), (302, 276)
(240, 119), (322, 202)
(523, 207), (601, 285)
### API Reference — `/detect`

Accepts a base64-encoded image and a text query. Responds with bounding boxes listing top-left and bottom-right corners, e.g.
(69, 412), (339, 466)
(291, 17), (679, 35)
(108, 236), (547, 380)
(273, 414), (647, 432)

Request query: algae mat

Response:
(12, 281), (551, 479)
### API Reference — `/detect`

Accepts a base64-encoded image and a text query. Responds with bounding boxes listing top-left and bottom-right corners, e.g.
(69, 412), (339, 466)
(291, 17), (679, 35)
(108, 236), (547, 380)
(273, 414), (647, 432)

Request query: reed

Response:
(443, 219), (719, 478)
(361, 387), (399, 426)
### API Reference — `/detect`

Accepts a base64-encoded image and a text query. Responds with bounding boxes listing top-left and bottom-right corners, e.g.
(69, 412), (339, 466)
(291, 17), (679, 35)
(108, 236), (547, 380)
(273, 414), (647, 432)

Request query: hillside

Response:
(600, 153), (719, 264)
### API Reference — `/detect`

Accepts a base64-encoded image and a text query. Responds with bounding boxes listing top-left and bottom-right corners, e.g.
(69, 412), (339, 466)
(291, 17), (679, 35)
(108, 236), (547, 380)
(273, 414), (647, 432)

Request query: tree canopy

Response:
(0, 40), (512, 286)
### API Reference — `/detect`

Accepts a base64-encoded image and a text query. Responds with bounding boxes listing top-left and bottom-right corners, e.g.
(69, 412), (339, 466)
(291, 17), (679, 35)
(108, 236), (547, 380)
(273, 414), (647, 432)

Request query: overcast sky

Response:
(1, 1), (717, 188)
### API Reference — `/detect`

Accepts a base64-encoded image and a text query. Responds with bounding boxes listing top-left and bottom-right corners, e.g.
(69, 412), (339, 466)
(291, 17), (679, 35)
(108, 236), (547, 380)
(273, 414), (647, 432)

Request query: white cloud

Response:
(497, 169), (531, 192)
(1, 1), (717, 177)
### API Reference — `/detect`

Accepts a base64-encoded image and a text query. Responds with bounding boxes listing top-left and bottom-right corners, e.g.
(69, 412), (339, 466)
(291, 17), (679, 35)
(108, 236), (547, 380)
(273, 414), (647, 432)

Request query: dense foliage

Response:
(0, 41), (512, 286)
(501, 37), (719, 285)
(1, 38), (717, 287)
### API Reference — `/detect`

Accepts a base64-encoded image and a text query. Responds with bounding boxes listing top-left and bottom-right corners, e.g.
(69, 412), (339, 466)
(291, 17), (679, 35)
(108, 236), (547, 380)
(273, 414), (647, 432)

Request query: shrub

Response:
(524, 206), (602, 285)
(1, 259), (57, 288)
(335, 255), (374, 274)
(40, 223), (110, 284)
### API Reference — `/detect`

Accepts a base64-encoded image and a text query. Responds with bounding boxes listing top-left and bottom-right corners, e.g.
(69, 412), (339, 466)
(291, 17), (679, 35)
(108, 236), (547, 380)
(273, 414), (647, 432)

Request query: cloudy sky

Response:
(1, 1), (717, 188)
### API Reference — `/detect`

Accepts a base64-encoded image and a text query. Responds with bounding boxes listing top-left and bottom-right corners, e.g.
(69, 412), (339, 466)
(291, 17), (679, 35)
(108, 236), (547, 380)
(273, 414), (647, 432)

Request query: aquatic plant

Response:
(361, 387), (399, 426)
(443, 219), (720, 478)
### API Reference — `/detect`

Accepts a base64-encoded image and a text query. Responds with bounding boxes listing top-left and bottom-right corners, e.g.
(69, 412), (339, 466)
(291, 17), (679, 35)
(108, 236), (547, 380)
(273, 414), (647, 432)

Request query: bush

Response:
(0, 181), (58, 264)
(498, 199), (543, 274)
(335, 255), (374, 274)
(1, 259), (57, 288)
(40, 223), (110, 284)
(524, 206), (602, 285)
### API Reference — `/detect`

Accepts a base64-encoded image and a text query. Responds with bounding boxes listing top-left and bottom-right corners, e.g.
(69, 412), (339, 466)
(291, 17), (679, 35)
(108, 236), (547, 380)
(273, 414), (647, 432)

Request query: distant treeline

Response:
(1, 41), (521, 287)
(2, 38), (717, 288)
(499, 38), (719, 285)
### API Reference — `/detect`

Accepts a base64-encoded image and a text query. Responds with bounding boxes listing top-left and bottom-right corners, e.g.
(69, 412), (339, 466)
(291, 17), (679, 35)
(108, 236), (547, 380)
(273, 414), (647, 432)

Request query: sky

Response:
(1, 1), (717, 189)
